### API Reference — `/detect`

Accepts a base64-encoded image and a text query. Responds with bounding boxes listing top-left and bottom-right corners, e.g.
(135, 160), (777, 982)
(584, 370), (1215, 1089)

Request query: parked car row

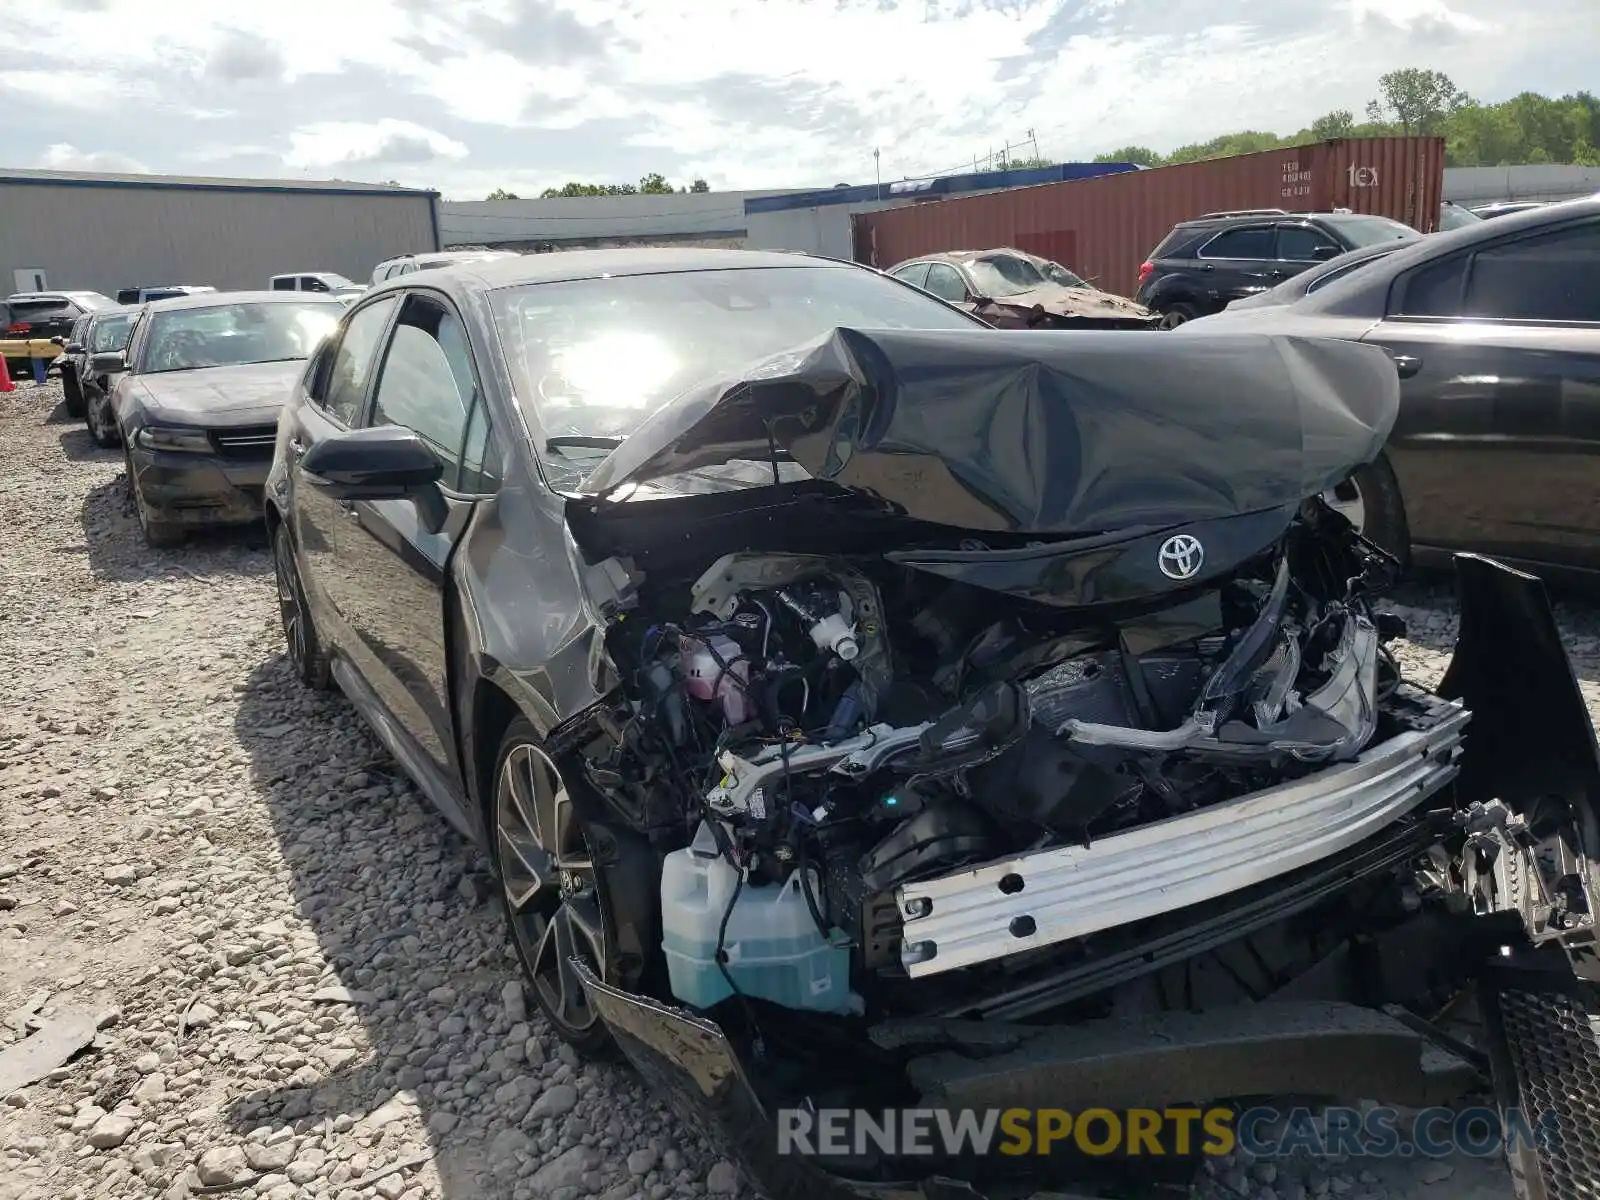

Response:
(65, 243), (1600, 1200)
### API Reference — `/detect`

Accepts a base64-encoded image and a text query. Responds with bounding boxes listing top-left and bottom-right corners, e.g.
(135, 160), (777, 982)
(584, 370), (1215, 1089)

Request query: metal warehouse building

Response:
(0, 168), (440, 298)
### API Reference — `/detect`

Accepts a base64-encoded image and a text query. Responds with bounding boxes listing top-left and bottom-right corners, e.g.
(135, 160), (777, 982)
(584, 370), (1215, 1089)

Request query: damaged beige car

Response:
(888, 248), (1160, 330)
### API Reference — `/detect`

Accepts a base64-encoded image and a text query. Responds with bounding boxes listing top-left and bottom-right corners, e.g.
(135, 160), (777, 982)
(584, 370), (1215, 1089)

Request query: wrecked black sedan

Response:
(266, 249), (1600, 1200)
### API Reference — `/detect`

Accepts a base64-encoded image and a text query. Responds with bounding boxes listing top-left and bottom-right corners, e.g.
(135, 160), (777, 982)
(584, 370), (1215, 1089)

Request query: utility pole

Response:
(873, 148), (881, 199)
(1028, 127), (1039, 161)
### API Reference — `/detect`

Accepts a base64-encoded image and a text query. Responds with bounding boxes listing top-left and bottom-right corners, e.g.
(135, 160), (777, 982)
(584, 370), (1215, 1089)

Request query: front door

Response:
(287, 294), (399, 651)
(1367, 215), (1600, 570)
(335, 290), (495, 817)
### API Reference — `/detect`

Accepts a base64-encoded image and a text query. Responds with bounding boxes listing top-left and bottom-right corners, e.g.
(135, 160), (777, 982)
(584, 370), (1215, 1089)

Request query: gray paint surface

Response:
(1443, 163), (1600, 204)
(0, 181), (437, 296)
(437, 189), (796, 246)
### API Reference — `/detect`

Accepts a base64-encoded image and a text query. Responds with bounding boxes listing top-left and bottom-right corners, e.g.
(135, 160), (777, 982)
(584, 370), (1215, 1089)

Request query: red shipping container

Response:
(853, 136), (1445, 297)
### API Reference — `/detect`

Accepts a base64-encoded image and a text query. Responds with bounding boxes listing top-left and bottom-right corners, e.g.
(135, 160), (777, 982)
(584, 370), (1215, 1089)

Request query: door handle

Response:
(1392, 354), (1423, 379)
(1197, 263), (1215, 272)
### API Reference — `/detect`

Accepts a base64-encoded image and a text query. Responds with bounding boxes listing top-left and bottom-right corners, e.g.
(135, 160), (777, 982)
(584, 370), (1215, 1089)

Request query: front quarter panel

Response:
(455, 444), (613, 745)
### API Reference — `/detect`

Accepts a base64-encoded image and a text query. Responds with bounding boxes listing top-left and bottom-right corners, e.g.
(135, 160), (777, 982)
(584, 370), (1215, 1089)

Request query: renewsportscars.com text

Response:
(776, 1105), (1561, 1160)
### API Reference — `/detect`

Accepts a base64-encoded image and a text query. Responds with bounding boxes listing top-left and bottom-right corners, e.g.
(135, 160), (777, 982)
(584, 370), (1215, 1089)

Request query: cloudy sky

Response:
(2, 0), (1589, 200)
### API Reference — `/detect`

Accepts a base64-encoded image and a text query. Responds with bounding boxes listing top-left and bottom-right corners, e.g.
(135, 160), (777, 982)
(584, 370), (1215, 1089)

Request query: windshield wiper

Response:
(545, 435), (624, 455)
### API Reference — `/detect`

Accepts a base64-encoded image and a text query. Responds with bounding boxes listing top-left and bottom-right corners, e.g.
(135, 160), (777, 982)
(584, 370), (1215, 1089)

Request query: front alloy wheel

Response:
(123, 446), (184, 549)
(273, 521), (331, 689)
(85, 392), (119, 448)
(1321, 475), (1367, 533)
(494, 727), (614, 1055)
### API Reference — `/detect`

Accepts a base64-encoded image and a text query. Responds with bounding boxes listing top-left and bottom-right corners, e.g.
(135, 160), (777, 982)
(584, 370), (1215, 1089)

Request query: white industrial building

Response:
(0, 168), (439, 297)
(1442, 164), (1600, 205)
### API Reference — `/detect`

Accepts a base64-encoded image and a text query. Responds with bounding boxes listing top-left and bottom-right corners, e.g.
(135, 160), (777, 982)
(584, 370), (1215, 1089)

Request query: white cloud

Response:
(0, 0), (1589, 196)
(284, 120), (468, 169)
(38, 143), (150, 173)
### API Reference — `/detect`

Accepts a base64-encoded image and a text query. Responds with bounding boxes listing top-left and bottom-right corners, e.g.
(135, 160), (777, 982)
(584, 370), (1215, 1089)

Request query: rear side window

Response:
(317, 297), (397, 425)
(116, 289), (139, 305)
(271, 278), (296, 291)
(1199, 228), (1275, 260)
(1462, 221), (1600, 323)
(1149, 228), (1192, 259)
(1395, 255), (1467, 316)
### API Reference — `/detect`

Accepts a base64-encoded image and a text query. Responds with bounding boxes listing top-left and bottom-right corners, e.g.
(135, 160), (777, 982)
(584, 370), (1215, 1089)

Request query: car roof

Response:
(1288, 193), (1600, 314)
(372, 247), (850, 295)
(142, 289), (350, 312)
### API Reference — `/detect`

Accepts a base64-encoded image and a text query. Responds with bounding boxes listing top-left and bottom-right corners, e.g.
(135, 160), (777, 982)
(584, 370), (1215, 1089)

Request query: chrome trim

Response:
(897, 701), (1470, 977)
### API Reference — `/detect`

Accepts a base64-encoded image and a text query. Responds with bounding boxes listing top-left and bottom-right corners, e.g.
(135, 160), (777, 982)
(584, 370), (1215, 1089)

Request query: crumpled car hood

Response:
(578, 327), (1400, 536)
(133, 359), (304, 425)
(984, 283), (1154, 322)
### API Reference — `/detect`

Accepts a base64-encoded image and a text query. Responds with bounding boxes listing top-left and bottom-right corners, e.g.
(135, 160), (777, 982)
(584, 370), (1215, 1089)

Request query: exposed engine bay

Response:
(541, 327), (1600, 1199)
(569, 499), (1515, 1023)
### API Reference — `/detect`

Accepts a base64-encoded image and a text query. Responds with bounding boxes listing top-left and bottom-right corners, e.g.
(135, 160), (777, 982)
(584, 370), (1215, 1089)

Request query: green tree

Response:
(1093, 145), (1163, 167)
(996, 154), (1056, 170)
(689, 178), (711, 192)
(485, 187), (519, 200)
(538, 181), (639, 198)
(1310, 110), (1356, 140)
(1365, 68), (1471, 135)
(638, 172), (674, 194)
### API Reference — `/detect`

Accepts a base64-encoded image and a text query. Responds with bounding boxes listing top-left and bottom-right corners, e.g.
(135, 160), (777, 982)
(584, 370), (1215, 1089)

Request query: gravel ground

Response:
(3, 377), (1599, 1200)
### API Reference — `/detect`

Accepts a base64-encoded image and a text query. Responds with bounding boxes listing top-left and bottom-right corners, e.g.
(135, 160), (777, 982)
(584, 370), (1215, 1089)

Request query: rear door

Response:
(332, 290), (493, 821)
(1364, 215), (1600, 570)
(1193, 225), (1279, 305)
(285, 295), (399, 650)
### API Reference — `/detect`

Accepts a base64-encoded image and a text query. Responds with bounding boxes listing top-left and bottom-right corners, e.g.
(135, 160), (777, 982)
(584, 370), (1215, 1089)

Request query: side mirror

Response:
(301, 426), (447, 532)
(966, 293), (991, 306)
(1311, 245), (1341, 261)
(91, 351), (127, 374)
(65, 342), (84, 354)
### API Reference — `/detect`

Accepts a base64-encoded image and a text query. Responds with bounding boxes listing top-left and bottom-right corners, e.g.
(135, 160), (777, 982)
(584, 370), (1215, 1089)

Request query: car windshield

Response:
(139, 300), (342, 374)
(1036, 259), (1089, 288)
(1321, 214), (1420, 247)
(9, 300), (77, 323)
(1437, 203), (1484, 231)
(1302, 247), (1401, 295)
(490, 264), (978, 445)
(964, 255), (1047, 297)
(91, 313), (136, 352)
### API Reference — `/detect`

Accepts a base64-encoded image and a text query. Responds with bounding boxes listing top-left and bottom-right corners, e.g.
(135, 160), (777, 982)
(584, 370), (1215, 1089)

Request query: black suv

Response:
(1134, 209), (1418, 327)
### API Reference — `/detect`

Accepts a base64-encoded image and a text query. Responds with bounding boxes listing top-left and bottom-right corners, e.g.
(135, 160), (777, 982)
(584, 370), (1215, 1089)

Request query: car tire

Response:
(1158, 302), (1199, 330)
(272, 521), (333, 690)
(123, 443), (184, 549)
(491, 719), (617, 1059)
(85, 392), (119, 448)
(1328, 453), (1410, 570)
(62, 371), (85, 418)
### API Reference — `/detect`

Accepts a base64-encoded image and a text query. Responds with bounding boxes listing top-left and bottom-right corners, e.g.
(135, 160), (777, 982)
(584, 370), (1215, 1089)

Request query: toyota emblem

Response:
(1157, 534), (1204, 581)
